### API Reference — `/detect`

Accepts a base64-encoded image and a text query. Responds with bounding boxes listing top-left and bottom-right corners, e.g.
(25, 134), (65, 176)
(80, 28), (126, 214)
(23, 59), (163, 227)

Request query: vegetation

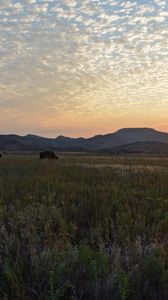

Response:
(0, 154), (168, 299)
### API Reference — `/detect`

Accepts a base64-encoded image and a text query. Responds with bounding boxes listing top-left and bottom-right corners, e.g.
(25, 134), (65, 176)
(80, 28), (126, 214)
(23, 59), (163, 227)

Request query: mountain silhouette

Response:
(0, 128), (168, 153)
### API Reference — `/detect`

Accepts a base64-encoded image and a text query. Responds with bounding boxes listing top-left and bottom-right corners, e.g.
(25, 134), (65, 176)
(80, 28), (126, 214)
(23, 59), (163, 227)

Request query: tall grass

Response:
(0, 155), (168, 299)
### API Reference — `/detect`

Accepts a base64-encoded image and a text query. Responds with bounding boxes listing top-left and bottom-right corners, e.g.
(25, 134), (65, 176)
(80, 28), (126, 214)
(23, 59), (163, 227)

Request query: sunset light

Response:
(0, 0), (168, 136)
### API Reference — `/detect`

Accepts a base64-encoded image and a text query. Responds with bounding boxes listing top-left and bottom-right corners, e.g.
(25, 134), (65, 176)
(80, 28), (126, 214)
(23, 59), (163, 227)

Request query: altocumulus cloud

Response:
(0, 0), (168, 134)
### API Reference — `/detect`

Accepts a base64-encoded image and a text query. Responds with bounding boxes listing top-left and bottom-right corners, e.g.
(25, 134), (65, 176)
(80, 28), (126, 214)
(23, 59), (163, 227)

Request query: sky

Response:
(0, 0), (168, 137)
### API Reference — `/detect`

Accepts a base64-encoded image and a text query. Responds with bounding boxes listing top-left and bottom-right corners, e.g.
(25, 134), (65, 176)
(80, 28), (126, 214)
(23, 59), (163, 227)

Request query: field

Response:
(0, 154), (168, 299)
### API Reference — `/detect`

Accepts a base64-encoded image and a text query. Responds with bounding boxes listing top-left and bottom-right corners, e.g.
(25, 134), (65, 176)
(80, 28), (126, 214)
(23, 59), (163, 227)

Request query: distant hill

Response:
(0, 134), (86, 152)
(0, 128), (168, 153)
(103, 141), (168, 154)
(82, 128), (168, 150)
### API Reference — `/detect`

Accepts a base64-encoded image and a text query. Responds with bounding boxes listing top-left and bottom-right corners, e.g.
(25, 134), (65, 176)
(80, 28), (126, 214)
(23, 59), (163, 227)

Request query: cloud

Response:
(0, 0), (168, 134)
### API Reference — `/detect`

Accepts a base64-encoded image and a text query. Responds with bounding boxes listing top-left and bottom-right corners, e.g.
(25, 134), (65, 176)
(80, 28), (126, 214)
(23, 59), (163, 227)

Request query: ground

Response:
(0, 153), (168, 299)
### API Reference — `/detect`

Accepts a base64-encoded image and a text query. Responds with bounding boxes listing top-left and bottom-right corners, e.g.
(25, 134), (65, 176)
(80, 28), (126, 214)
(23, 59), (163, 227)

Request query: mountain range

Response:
(0, 128), (168, 154)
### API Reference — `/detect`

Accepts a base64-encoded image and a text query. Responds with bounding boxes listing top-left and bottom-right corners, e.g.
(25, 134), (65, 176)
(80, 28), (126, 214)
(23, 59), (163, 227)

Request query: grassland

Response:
(0, 154), (168, 299)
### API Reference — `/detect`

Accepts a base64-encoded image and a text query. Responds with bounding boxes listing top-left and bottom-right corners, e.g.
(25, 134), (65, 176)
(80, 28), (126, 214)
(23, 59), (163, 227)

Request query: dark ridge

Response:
(0, 128), (168, 152)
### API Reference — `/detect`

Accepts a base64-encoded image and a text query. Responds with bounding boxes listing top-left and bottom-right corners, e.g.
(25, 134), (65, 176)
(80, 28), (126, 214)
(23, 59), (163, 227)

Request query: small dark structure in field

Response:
(0, 153), (2, 158)
(40, 151), (58, 160)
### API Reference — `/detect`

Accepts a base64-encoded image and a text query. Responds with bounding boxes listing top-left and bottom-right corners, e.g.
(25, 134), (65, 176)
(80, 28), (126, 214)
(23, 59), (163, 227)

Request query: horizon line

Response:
(0, 127), (167, 140)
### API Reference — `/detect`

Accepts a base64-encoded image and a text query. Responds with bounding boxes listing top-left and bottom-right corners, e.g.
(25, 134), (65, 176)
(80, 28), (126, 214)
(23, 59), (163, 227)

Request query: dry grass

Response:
(0, 154), (168, 299)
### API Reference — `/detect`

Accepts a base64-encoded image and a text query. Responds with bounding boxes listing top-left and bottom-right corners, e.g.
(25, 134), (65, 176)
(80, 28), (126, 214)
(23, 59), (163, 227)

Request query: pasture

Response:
(0, 154), (168, 299)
